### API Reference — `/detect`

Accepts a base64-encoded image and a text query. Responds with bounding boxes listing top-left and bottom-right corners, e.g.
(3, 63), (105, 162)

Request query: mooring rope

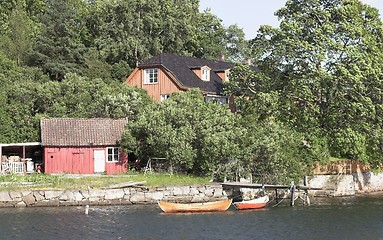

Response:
(271, 195), (287, 208)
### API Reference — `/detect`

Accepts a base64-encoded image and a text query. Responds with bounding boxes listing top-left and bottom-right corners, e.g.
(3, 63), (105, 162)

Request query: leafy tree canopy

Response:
(227, 0), (383, 164)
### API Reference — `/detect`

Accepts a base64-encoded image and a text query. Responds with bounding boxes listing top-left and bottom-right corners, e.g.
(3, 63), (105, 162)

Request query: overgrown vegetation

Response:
(1, 0), (383, 185)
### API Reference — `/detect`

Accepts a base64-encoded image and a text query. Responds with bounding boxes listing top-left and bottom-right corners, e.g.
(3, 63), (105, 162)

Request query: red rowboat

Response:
(158, 199), (232, 213)
(233, 195), (269, 210)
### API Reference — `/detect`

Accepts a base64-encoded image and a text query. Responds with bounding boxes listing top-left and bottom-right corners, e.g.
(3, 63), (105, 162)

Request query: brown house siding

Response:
(192, 68), (202, 79)
(216, 71), (226, 81)
(126, 67), (183, 102)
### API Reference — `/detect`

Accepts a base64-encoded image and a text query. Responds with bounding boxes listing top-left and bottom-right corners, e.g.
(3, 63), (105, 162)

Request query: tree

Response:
(231, 0), (383, 163)
(33, 73), (153, 119)
(0, 0), (17, 35)
(237, 118), (310, 184)
(120, 90), (241, 175)
(0, 5), (34, 65)
(191, 9), (226, 60)
(28, 0), (87, 81)
(225, 24), (250, 63)
(85, 0), (201, 70)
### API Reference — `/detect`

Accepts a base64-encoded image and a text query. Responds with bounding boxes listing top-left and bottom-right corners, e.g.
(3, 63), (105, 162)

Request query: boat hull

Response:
(158, 199), (232, 213)
(233, 196), (269, 210)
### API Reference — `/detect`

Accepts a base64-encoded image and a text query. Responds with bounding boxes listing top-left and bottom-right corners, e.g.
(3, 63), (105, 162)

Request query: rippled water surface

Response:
(1, 194), (383, 240)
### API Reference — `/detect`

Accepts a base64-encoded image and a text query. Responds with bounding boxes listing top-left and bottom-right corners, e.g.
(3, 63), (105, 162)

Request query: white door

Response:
(94, 150), (106, 173)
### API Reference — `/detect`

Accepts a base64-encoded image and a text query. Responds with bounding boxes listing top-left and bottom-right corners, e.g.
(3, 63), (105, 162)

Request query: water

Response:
(1, 194), (383, 240)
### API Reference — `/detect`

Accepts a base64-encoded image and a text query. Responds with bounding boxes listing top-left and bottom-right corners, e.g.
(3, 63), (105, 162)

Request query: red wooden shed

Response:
(40, 118), (128, 175)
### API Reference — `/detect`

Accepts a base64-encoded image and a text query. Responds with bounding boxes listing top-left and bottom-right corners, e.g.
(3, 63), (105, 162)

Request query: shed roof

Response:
(40, 118), (127, 147)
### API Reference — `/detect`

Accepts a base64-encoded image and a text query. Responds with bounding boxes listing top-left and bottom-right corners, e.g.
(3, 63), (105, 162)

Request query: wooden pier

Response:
(221, 181), (323, 207)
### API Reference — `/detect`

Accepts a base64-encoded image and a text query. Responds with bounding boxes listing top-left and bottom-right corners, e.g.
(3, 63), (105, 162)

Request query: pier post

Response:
(290, 182), (295, 207)
(304, 176), (311, 206)
(275, 189), (278, 204)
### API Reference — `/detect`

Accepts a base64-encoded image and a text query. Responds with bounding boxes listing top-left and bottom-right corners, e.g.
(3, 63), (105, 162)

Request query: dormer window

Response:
(201, 67), (210, 81)
(225, 70), (230, 81)
(144, 68), (158, 84)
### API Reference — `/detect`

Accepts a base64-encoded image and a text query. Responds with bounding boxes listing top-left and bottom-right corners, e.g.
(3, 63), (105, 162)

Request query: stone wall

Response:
(0, 184), (228, 208)
(308, 171), (383, 197)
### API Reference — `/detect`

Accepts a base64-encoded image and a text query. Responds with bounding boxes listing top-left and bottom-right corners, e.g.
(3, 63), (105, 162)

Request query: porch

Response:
(0, 142), (42, 174)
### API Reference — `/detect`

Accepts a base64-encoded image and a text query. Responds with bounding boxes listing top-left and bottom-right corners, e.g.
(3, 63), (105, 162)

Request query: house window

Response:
(201, 68), (210, 81)
(205, 95), (228, 104)
(161, 94), (171, 102)
(144, 68), (158, 84)
(107, 147), (119, 162)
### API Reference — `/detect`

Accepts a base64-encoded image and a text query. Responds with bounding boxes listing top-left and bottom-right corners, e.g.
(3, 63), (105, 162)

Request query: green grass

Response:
(0, 172), (211, 191)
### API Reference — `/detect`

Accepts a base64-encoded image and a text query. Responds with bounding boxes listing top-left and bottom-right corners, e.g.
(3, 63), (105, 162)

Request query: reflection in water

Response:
(0, 194), (382, 240)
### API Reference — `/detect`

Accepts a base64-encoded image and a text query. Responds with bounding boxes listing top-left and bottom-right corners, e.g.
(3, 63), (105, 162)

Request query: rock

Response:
(15, 201), (27, 208)
(130, 192), (146, 203)
(34, 192), (45, 202)
(9, 191), (23, 201)
(0, 192), (12, 201)
(105, 189), (125, 200)
(88, 189), (106, 198)
(22, 193), (36, 206)
(45, 190), (62, 200)
(173, 186), (190, 196)
(145, 191), (164, 201)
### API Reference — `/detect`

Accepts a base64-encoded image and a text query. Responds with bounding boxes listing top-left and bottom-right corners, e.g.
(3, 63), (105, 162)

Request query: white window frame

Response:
(205, 95), (228, 104)
(144, 68), (158, 84)
(201, 68), (210, 81)
(106, 147), (120, 162)
(225, 70), (230, 81)
(161, 94), (171, 102)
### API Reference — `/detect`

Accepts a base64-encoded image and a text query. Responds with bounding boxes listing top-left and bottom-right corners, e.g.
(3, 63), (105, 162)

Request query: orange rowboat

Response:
(158, 199), (232, 213)
(233, 195), (269, 210)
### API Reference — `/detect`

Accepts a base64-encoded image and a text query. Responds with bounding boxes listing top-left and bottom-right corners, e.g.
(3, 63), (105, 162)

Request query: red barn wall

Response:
(44, 146), (128, 175)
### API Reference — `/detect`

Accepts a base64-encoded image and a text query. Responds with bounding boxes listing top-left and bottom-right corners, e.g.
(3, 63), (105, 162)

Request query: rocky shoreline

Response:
(0, 184), (228, 208)
(1, 170), (383, 208)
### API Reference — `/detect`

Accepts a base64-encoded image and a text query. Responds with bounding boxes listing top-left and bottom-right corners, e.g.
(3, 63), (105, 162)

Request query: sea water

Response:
(0, 193), (382, 240)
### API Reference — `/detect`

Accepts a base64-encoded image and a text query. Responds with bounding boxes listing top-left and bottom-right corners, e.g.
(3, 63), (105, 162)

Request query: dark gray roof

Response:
(41, 118), (127, 147)
(139, 53), (234, 94)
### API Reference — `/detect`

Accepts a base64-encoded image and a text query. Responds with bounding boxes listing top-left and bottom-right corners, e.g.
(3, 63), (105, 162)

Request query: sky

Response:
(199, 0), (383, 40)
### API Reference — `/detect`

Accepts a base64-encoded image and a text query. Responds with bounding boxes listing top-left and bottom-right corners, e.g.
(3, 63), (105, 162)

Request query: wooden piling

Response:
(275, 189), (278, 204)
(290, 182), (295, 207)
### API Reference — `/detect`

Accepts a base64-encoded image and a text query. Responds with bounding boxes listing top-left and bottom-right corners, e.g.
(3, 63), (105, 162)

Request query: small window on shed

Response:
(107, 147), (120, 162)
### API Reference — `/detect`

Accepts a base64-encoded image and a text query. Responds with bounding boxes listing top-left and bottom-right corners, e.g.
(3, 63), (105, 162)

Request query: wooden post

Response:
(0, 145), (2, 172)
(304, 176), (310, 206)
(290, 182), (295, 207)
(275, 189), (278, 204)
(23, 145), (26, 174)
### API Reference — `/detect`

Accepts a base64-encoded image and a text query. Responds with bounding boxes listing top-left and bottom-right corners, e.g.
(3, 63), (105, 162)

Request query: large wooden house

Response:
(125, 53), (234, 103)
(40, 118), (128, 174)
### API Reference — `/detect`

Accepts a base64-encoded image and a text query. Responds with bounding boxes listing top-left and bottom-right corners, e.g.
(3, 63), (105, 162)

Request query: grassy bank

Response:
(0, 173), (211, 191)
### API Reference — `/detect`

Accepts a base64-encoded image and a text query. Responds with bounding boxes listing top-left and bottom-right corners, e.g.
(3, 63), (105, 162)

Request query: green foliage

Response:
(235, 117), (310, 184)
(121, 90), (309, 183)
(226, 0), (383, 166)
(191, 9), (226, 60)
(28, 0), (87, 81)
(121, 90), (241, 175)
(330, 128), (367, 161)
(0, 5), (34, 65)
(225, 24), (250, 62)
(0, 72), (152, 143)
